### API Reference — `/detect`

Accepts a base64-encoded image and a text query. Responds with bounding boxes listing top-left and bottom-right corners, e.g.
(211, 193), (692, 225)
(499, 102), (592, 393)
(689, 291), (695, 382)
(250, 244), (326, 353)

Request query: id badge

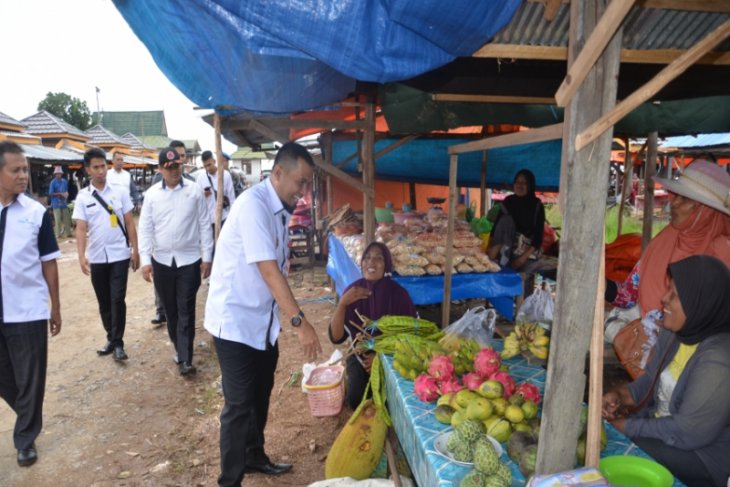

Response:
(110, 212), (118, 227)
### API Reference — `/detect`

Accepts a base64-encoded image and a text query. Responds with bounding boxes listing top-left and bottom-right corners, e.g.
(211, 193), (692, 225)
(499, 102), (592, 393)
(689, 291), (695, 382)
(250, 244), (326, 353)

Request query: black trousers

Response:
(345, 353), (370, 410)
(90, 259), (130, 347)
(152, 258), (201, 364)
(0, 320), (48, 450)
(214, 336), (278, 487)
(633, 436), (718, 487)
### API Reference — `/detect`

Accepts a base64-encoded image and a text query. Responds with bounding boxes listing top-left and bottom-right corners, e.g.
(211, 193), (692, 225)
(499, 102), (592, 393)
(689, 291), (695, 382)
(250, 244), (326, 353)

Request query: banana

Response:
(528, 344), (548, 360)
(533, 336), (550, 347)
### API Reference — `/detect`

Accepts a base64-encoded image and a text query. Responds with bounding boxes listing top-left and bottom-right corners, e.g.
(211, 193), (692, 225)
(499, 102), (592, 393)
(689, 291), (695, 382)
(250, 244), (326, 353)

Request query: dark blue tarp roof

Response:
(112, 0), (521, 113)
(331, 138), (563, 190)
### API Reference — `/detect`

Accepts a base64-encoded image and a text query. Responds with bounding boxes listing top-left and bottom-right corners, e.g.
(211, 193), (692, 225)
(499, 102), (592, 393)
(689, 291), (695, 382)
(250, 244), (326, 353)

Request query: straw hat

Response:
(653, 160), (730, 217)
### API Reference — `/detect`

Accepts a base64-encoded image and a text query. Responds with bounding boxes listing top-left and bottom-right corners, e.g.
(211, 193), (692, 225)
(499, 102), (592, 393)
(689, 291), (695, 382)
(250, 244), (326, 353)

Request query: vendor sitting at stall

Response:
(329, 242), (416, 409)
(602, 255), (730, 487)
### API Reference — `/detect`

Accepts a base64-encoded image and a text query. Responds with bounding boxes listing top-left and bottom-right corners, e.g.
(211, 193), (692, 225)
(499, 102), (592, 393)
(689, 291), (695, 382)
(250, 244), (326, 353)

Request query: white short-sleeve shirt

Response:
(204, 178), (290, 349)
(106, 168), (132, 201)
(1, 193), (61, 323)
(72, 183), (132, 264)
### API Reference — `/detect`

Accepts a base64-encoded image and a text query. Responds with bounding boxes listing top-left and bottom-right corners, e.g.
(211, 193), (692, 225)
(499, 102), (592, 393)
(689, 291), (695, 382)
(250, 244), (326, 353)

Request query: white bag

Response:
(301, 349), (343, 393)
(443, 306), (497, 347)
(517, 283), (554, 324)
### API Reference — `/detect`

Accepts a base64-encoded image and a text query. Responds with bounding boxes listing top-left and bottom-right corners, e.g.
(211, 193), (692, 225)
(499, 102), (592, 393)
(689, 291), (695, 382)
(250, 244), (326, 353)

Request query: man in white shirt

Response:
(196, 150), (236, 240)
(73, 148), (139, 361)
(204, 142), (321, 486)
(0, 142), (61, 468)
(106, 152), (140, 209)
(139, 147), (213, 375)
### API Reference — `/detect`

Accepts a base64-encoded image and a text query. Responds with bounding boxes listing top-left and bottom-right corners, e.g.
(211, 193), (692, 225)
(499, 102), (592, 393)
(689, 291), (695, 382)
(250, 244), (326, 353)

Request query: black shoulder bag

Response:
(91, 190), (129, 247)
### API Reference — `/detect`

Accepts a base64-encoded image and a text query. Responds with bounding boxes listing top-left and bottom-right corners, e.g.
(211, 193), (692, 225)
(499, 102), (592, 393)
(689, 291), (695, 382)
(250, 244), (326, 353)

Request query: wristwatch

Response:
(291, 310), (305, 327)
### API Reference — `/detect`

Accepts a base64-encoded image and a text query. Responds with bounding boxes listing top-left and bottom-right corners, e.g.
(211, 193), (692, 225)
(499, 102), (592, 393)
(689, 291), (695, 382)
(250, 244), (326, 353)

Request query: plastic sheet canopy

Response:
(112, 0), (522, 113)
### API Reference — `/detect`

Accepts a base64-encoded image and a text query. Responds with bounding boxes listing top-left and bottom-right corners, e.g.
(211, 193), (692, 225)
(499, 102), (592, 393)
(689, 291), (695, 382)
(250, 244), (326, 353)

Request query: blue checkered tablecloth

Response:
(381, 341), (684, 487)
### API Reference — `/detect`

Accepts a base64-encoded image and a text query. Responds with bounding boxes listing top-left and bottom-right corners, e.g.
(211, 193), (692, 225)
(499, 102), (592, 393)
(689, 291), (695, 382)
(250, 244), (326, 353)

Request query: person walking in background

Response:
(139, 148), (212, 375)
(107, 152), (141, 211)
(196, 150), (235, 241)
(0, 142), (62, 468)
(48, 165), (73, 239)
(73, 148), (139, 361)
(204, 142), (321, 486)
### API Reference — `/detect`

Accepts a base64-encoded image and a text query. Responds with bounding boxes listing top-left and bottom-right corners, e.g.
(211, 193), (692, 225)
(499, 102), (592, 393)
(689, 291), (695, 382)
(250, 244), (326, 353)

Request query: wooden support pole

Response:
(537, 0), (622, 475)
(442, 154), (459, 327)
(642, 132), (658, 251)
(362, 101), (376, 244)
(409, 182), (417, 210)
(449, 123), (563, 155)
(586, 232), (606, 467)
(213, 113), (225, 242)
(312, 155), (373, 198)
(480, 151), (488, 217)
(555, 0), (635, 107)
(322, 132), (334, 217)
(617, 137), (632, 236)
(575, 17), (730, 150)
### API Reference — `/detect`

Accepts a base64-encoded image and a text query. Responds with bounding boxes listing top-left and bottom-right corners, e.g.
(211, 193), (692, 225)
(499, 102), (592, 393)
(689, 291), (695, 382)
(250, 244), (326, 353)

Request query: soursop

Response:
(460, 469), (489, 487)
(451, 442), (474, 463)
(447, 430), (466, 452)
(495, 463), (512, 485)
(456, 419), (485, 443)
(473, 436), (499, 474)
(484, 474), (509, 487)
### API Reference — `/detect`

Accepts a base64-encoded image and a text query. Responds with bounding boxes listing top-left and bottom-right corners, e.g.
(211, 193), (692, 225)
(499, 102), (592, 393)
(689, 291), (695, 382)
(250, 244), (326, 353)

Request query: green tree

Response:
(37, 92), (92, 130)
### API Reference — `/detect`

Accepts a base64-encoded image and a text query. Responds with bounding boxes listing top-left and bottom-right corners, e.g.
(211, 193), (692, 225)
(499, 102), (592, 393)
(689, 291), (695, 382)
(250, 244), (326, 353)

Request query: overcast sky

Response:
(0, 0), (236, 154)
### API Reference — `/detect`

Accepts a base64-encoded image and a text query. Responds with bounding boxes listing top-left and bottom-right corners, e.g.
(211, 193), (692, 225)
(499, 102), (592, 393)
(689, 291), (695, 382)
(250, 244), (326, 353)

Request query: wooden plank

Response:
(432, 94), (556, 104)
(248, 119), (290, 144)
(337, 135), (419, 169)
(334, 150), (358, 169)
(312, 154), (374, 198)
(362, 101), (376, 244)
(409, 182), (417, 210)
(617, 137), (633, 235)
(544, 0), (563, 20)
(449, 123), (562, 155)
(473, 43), (730, 65)
(555, 0), (635, 107)
(642, 132), (658, 251)
(528, 0), (730, 12)
(442, 154), (459, 327)
(575, 18), (730, 150)
(586, 232), (606, 467)
(480, 151), (488, 217)
(260, 118), (369, 130)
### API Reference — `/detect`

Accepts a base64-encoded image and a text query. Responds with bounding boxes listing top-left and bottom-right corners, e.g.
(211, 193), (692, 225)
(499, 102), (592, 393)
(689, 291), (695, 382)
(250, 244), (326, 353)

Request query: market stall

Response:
(327, 234), (522, 319)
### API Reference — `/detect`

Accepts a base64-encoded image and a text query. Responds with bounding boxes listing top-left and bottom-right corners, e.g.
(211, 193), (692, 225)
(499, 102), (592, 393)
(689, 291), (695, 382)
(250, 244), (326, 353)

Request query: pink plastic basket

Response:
(304, 365), (345, 417)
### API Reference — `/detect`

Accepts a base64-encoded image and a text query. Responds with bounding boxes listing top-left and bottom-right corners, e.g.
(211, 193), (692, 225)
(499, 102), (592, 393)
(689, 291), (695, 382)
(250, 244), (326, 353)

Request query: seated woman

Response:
(606, 160), (730, 318)
(487, 169), (546, 292)
(329, 242), (416, 409)
(602, 255), (730, 487)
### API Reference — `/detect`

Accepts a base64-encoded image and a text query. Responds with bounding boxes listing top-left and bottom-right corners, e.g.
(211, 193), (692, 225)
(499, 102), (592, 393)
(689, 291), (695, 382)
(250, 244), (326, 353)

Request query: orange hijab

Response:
(639, 204), (730, 316)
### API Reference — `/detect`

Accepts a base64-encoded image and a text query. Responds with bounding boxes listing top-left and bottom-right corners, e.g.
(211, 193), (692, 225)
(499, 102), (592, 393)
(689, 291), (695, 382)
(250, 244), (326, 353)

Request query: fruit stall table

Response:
(381, 343), (685, 486)
(327, 234), (523, 320)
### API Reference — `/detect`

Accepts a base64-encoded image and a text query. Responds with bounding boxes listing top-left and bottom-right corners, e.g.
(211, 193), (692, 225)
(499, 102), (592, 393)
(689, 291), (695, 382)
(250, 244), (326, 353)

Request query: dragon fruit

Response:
(488, 370), (516, 398)
(474, 348), (501, 378)
(515, 382), (542, 404)
(438, 377), (463, 395)
(414, 374), (440, 402)
(428, 355), (455, 381)
(462, 372), (484, 391)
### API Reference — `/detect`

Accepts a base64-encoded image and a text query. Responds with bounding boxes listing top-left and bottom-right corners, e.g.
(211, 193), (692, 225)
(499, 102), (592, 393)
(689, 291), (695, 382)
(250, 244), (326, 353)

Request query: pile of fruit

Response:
(500, 322), (549, 360)
(446, 419), (512, 487)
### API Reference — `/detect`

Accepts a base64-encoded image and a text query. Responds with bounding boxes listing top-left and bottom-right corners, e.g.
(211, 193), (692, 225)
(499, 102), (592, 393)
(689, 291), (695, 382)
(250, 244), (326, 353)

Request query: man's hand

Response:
(201, 262), (212, 279)
(79, 255), (90, 276)
(341, 286), (371, 306)
(141, 264), (153, 282)
(602, 390), (621, 420)
(50, 307), (62, 336)
(130, 251), (140, 272)
(296, 319), (322, 362)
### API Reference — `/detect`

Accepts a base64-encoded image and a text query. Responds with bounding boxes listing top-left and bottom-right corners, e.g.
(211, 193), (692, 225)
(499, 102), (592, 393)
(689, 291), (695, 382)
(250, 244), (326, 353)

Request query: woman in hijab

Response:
(487, 169), (546, 286)
(602, 255), (730, 487)
(606, 160), (730, 317)
(329, 242), (416, 409)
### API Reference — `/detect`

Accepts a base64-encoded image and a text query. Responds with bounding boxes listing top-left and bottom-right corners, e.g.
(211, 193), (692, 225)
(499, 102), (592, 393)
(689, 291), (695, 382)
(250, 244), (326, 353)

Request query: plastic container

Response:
(303, 365), (345, 417)
(599, 455), (673, 487)
(375, 207), (394, 223)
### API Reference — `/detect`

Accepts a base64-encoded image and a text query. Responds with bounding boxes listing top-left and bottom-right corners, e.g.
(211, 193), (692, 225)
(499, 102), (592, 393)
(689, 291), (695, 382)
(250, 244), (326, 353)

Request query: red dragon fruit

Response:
(488, 370), (516, 398)
(474, 348), (501, 378)
(438, 377), (463, 395)
(428, 355), (455, 380)
(462, 372), (484, 391)
(515, 382), (542, 404)
(414, 373), (440, 402)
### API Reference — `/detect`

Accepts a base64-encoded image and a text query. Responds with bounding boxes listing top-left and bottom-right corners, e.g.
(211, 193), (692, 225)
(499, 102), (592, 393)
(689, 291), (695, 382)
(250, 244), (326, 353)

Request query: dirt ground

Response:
(0, 238), (348, 487)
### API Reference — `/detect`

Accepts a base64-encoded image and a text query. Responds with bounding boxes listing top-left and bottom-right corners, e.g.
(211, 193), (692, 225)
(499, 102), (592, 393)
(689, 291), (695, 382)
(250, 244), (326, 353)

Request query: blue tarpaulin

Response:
(326, 234), (523, 320)
(331, 138), (563, 190)
(112, 0), (522, 113)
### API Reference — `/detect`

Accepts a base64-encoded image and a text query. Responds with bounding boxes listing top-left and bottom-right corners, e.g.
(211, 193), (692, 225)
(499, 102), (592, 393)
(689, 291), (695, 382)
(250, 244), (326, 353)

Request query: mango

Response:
(434, 405), (456, 424)
(455, 389), (480, 409)
(437, 392), (454, 408)
(477, 380), (504, 400)
(521, 400), (538, 420)
(491, 397), (508, 417)
(504, 404), (525, 424)
(466, 397), (493, 421)
(450, 409), (467, 428)
(486, 417), (512, 443)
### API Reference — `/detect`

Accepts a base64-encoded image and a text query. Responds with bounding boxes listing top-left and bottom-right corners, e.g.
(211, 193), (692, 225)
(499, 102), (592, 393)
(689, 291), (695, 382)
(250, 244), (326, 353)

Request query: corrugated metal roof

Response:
(137, 135), (172, 150)
(95, 111), (167, 137)
(491, 3), (730, 51)
(660, 132), (730, 149)
(85, 125), (129, 145)
(21, 144), (84, 162)
(21, 111), (88, 139)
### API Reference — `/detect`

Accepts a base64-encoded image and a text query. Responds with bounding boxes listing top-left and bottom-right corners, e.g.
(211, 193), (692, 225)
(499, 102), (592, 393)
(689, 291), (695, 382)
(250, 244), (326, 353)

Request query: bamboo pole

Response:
(213, 113), (224, 242)
(480, 151), (488, 217)
(442, 154), (459, 327)
(642, 132), (657, 251)
(362, 101), (376, 244)
(586, 232), (606, 466)
(617, 137), (632, 235)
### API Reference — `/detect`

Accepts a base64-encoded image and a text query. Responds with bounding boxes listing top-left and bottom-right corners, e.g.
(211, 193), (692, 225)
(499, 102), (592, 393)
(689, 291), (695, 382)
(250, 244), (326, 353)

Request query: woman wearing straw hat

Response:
(606, 161), (730, 320)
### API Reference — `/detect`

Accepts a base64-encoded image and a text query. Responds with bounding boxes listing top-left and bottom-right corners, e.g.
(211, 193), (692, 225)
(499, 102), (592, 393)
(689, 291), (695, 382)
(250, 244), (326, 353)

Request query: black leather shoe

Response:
(179, 362), (196, 375)
(151, 314), (166, 326)
(113, 346), (128, 361)
(173, 354), (181, 365)
(97, 342), (114, 355)
(244, 461), (292, 475)
(17, 444), (37, 467)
